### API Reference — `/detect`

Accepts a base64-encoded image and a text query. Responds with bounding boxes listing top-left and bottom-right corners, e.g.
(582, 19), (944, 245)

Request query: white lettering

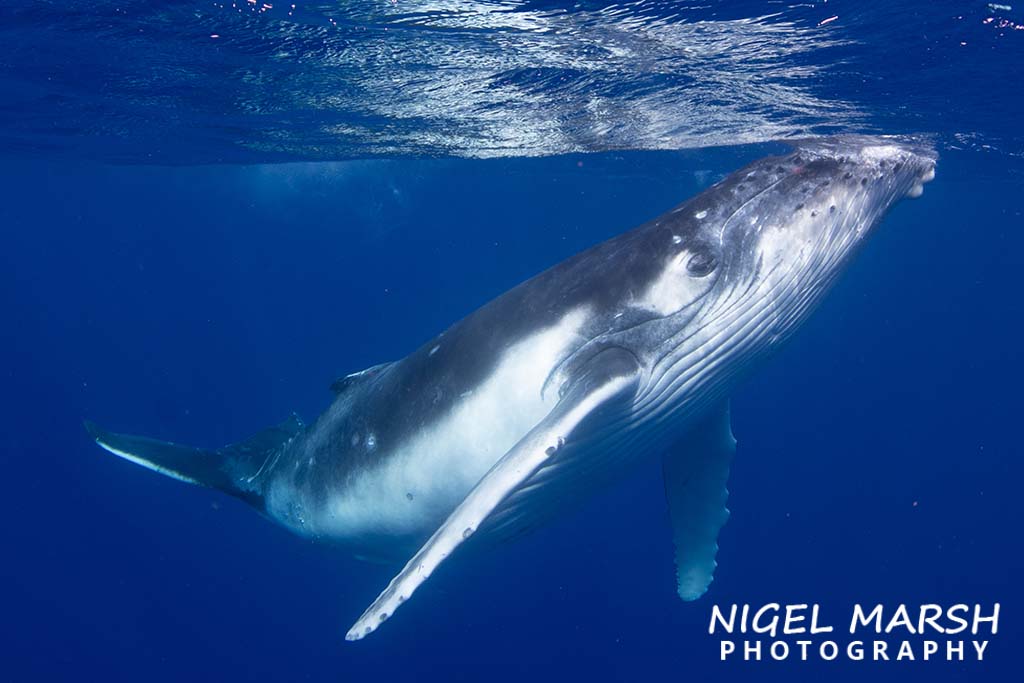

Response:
(886, 604), (916, 634)
(784, 604), (807, 634)
(810, 604), (833, 634)
(851, 604), (884, 633)
(710, 604), (737, 634)
(918, 604), (944, 633)
(947, 604), (969, 634)
(752, 603), (780, 637)
(973, 603), (1000, 635)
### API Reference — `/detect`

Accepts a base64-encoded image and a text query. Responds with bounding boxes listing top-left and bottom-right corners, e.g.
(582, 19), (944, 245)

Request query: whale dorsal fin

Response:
(662, 401), (735, 601)
(345, 346), (642, 640)
(330, 362), (392, 395)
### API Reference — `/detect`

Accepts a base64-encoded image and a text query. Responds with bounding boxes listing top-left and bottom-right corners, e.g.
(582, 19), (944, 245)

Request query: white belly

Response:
(313, 307), (593, 551)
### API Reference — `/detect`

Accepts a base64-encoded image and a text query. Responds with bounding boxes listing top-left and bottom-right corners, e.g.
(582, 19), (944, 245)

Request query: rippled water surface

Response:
(2, 1), (1022, 162)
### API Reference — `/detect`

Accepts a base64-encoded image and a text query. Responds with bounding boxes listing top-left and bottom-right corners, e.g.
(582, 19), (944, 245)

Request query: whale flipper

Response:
(662, 402), (735, 600)
(84, 414), (304, 507)
(346, 347), (642, 640)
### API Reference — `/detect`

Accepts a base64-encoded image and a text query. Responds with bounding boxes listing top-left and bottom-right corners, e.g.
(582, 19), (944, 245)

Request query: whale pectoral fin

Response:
(345, 347), (641, 641)
(662, 400), (736, 601)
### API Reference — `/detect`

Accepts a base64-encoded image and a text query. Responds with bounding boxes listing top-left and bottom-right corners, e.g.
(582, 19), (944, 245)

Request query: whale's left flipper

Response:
(345, 347), (642, 641)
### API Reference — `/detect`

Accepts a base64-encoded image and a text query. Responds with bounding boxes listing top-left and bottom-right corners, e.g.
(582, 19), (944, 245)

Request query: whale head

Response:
(634, 136), (936, 419)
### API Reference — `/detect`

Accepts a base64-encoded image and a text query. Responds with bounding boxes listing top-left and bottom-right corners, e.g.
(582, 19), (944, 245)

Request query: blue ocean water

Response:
(1, 1), (1021, 681)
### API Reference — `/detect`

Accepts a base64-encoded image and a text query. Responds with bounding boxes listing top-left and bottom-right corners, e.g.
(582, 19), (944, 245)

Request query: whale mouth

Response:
(907, 163), (937, 198)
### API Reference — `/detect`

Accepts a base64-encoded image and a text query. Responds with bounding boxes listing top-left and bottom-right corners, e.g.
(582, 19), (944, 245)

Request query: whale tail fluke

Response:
(84, 414), (304, 508)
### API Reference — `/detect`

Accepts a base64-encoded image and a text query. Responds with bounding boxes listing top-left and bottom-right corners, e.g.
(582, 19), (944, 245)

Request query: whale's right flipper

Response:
(662, 401), (735, 601)
(85, 414), (303, 507)
(345, 346), (642, 641)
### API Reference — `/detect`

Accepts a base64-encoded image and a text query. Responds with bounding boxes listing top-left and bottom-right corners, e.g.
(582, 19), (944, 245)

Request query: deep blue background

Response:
(0, 145), (1019, 681)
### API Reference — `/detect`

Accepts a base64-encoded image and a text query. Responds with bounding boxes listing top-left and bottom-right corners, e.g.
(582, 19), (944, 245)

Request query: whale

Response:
(86, 136), (937, 640)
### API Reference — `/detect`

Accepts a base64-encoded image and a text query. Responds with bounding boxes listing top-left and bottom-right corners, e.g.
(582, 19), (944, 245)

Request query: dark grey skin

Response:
(88, 136), (937, 639)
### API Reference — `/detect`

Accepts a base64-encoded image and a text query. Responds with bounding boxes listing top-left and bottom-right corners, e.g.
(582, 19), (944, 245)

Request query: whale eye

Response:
(686, 251), (718, 277)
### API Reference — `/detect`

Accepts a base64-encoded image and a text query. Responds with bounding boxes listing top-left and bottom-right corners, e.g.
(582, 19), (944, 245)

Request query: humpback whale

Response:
(86, 136), (937, 640)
